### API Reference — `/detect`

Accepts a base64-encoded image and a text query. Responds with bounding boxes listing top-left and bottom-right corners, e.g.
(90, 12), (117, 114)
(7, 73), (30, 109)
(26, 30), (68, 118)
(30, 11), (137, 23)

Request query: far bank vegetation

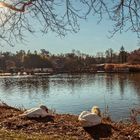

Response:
(0, 47), (140, 74)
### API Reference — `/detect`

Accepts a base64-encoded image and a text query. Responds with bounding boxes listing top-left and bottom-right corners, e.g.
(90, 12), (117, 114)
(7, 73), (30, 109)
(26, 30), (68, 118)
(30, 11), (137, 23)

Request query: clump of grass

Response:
(101, 105), (112, 123)
(130, 108), (140, 124)
(0, 99), (9, 107)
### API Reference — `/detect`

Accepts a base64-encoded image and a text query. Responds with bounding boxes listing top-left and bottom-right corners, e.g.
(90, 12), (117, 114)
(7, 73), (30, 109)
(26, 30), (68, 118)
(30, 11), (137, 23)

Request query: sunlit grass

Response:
(0, 129), (76, 140)
(0, 130), (50, 140)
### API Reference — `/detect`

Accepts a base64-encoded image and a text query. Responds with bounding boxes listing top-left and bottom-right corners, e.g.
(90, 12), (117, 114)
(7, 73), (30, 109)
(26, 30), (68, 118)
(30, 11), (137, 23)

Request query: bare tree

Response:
(0, 0), (140, 47)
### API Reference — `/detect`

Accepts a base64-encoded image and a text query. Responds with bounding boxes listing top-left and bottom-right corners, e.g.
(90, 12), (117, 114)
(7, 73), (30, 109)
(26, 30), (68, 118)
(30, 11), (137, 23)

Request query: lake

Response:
(0, 73), (140, 121)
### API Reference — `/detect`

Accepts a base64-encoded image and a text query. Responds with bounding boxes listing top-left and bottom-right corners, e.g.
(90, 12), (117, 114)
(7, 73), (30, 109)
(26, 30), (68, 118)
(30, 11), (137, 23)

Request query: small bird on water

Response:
(78, 106), (102, 127)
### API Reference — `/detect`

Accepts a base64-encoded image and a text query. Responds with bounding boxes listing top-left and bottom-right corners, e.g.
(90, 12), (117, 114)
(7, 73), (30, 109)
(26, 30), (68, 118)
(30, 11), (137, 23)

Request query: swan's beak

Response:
(46, 109), (48, 113)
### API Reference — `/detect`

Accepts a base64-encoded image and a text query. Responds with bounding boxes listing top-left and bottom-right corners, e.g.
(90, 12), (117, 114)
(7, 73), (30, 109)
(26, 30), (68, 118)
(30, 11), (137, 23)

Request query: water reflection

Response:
(0, 77), (50, 94)
(0, 74), (140, 120)
(105, 74), (116, 94)
(128, 74), (140, 95)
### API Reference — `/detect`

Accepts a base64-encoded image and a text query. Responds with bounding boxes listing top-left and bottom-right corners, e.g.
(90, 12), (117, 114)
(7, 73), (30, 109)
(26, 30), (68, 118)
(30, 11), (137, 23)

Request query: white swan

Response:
(20, 105), (52, 118)
(78, 106), (102, 127)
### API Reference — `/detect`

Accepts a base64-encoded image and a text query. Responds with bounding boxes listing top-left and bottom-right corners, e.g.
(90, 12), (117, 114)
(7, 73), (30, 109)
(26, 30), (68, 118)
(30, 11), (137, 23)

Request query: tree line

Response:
(0, 47), (140, 73)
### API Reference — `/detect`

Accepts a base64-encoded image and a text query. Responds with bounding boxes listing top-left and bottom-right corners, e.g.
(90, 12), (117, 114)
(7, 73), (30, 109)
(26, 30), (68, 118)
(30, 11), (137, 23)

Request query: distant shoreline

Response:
(0, 71), (140, 77)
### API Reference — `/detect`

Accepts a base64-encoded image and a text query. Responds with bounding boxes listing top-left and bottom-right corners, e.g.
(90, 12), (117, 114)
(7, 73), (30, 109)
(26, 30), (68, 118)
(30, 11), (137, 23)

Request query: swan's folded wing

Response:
(84, 113), (101, 121)
(78, 111), (91, 121)
(78, 112), (101, 127)
(20, 108), (42, 117)
(23, 108), (38, 114)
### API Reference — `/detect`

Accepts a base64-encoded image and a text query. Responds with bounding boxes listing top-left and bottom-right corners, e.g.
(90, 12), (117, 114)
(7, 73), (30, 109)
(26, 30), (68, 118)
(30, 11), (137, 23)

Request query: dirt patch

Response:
(0, 105), (140, 140)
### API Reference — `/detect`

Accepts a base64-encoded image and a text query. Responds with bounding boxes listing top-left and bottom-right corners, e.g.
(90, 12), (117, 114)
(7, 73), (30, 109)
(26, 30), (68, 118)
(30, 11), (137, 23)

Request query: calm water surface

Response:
(0, 73), (140, 120)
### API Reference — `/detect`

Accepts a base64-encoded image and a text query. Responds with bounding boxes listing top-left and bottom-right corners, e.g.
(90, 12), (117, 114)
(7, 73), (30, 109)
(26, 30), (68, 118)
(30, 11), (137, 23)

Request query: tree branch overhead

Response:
(0, 0), (139, 47)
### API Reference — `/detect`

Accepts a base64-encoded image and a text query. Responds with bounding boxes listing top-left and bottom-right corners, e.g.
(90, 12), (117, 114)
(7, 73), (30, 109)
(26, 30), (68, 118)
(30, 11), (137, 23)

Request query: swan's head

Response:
(91, 106), (101, 116)
(40, 105), (48, 113)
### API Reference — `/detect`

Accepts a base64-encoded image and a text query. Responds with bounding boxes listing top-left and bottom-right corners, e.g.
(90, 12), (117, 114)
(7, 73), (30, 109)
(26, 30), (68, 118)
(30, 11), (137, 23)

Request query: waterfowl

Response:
(78, 106), (102, 127)
(20, 105), (50, 118)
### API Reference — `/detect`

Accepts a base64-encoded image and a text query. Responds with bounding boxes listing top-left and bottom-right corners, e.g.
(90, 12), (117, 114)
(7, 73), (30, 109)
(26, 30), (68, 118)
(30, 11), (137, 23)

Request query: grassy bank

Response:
(0, 129), (51, 140)
(0, 129), (77, 140)
(0, 104), (140, 140)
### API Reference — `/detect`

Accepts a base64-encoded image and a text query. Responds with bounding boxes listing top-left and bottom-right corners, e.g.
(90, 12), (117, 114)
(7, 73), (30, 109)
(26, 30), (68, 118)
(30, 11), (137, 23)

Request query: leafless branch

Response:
(0, 0), (140, 47)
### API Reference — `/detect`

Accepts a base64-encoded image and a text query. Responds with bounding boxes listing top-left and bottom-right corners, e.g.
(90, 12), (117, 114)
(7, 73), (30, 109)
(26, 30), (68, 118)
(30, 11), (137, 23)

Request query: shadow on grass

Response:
(83, 123), (112, 140)
(26, 115), (55, 123)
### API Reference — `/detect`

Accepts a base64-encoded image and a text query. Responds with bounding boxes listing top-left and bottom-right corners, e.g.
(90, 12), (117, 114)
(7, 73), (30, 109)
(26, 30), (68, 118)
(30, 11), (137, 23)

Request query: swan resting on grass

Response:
(20, 105), (53, 118)
(78, 106), (102, 127)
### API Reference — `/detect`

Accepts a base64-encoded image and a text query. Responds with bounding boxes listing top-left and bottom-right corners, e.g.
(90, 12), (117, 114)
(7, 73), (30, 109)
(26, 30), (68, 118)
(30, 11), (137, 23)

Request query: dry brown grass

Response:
(0, 103), (140, 139)
(104, 63), (140, 72)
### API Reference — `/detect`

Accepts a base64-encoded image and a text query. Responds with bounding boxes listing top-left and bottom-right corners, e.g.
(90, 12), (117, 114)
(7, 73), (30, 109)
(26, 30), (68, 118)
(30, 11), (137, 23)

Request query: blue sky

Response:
(1, 14), (139, 55)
